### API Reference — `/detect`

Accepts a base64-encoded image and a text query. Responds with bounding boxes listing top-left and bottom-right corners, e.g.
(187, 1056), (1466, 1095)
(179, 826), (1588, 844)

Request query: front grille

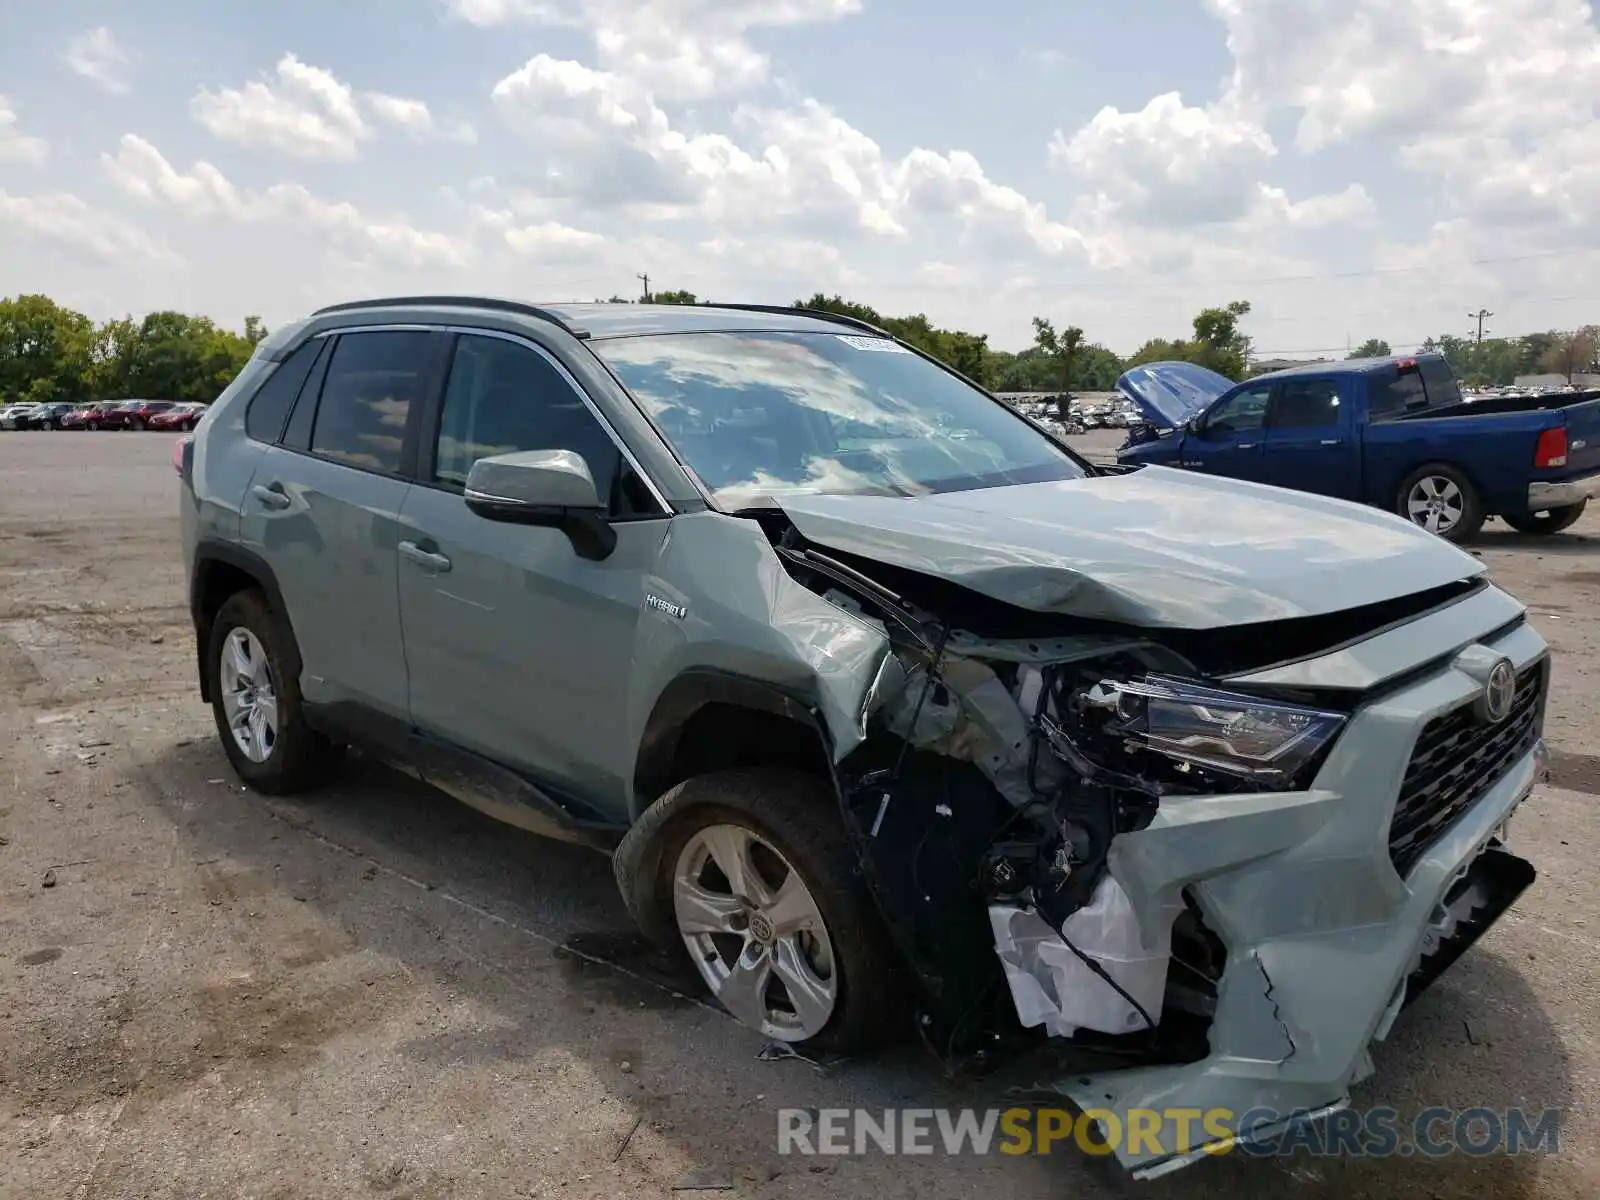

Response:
(1388, 661), (1545, 877)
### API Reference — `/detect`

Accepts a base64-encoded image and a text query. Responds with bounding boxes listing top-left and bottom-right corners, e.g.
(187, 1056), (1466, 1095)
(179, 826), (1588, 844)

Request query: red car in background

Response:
(147, 403), (208, 431)
(59, 403), (108, 429)
(96, 399), (178, 430)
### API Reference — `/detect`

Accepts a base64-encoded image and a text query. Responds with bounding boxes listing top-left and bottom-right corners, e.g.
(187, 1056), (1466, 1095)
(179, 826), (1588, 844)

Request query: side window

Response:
(1206, 385), (1271, 434)
(1271, 379), (1342, 429)
(1373, 369), (1426, 422)
(245, 339), (322, 443)
(310, 331), (435, 474)
(433, 334), (661, 517)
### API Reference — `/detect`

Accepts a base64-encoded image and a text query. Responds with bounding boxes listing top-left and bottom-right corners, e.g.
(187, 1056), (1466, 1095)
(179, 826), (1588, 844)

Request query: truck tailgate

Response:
(1563, 396), (1600, 476)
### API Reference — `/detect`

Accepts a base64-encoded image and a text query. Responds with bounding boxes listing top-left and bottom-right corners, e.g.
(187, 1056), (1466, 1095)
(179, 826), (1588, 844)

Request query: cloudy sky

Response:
(2, 0), (1598, 355)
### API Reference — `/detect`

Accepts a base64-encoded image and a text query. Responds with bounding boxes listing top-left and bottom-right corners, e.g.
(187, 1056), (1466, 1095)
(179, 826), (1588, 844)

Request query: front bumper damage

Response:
(1047, 617), (1548, 1177)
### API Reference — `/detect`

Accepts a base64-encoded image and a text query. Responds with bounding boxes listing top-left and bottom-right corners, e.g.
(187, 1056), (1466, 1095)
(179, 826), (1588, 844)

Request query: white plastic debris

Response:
(989, 876), (1181, 1038)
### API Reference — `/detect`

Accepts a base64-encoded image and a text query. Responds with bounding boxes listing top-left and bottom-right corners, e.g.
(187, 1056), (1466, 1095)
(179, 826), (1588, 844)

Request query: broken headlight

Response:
(1080, 675), (1345, 786)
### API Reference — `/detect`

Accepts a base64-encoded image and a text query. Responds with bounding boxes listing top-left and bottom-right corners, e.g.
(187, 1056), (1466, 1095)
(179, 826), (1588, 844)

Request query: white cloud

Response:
(1051, 92), (1277, 227)
(192, 54), (369, 160)
(0, 95), (48, 164)
(103, 135), (469, 268)
(0, 189), (169, 262)
(445, 0), (863, 98)
(491, 55), (1083, 257)
(365, 92), (478, 144)
(1204, 0), (1600, 232)
(65, 26), (132, 95)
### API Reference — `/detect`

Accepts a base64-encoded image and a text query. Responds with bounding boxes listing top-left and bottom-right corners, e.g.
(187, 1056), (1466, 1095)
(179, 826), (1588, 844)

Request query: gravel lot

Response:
(2, 431), (1598, 1200)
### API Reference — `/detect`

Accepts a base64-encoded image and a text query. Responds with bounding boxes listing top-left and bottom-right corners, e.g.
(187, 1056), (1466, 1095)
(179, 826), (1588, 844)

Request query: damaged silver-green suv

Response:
(180, 297), (1549, 1177)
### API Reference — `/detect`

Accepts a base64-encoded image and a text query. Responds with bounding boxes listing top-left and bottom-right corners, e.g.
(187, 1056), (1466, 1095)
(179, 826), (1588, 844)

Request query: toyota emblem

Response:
(1482, 659), (1517, 724)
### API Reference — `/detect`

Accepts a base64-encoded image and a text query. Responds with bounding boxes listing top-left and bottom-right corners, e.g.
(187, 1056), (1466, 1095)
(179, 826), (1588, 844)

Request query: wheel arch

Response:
(631, 669), (836, 820)
(190, 540), (299, 703)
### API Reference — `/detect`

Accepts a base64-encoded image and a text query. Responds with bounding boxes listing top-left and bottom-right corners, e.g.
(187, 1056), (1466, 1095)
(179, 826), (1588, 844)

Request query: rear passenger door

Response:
(394, 331), (672, 811)
(239, 329), (449, 722)
(1259, 376), (1358, 499)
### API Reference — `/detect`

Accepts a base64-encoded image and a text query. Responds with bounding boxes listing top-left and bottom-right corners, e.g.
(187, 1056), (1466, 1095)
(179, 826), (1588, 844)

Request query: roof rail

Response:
(311, 295), (590, 338)
(703, 302), (894, 339)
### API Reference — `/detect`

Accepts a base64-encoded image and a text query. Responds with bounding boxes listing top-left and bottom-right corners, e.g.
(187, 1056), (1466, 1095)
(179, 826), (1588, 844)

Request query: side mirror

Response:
(464, 450), (617, 561)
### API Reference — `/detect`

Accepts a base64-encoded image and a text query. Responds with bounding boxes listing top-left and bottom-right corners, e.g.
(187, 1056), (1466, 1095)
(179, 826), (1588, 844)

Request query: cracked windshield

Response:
(596, 331), (1088, 507)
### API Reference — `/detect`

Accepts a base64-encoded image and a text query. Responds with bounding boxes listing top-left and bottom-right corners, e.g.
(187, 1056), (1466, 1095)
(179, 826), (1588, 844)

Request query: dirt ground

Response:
(1, 430), (1597, 1200)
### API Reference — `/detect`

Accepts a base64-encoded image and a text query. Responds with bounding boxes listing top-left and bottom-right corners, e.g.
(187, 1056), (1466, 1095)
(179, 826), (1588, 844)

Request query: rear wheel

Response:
(129, 417), (145, 431)
(208, 590), (340, 794)
(1502, 500), (1587, 535)
(631, 770), (900, 1052)
(1397, 463), (1485, 542)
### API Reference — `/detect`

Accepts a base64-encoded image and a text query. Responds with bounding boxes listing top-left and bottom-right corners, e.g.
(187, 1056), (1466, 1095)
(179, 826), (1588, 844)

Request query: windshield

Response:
(595, 331), (1088, 506)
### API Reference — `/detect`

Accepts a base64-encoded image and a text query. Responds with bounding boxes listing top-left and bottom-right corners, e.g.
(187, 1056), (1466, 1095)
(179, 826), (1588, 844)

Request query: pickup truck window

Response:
(1271, 380), (1341, 429)
(1371, 358), (1464, 422)
(1205, 385), (1270, 434)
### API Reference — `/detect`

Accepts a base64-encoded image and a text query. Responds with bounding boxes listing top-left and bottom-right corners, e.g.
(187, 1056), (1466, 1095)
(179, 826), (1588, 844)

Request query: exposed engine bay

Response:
(767, 520), (1362, 1070)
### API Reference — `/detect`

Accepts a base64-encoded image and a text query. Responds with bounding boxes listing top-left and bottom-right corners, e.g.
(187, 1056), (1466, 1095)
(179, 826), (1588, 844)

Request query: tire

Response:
(617, 769), (900, 1053)
(207, 589), (340, 794)
(129, 417), (144, 431)
(1396, 462), (1486, 543)
(1502, 500), (1588, 536)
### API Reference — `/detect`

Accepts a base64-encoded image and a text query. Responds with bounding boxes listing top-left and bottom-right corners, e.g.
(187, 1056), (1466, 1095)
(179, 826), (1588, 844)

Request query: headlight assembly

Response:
(1079, 675), (1346, 786)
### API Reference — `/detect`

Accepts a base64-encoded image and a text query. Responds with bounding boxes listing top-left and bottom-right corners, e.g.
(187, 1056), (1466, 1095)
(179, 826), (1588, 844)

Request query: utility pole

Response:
(1468, 308), (1493, 346)
(637, 273), (651, 303)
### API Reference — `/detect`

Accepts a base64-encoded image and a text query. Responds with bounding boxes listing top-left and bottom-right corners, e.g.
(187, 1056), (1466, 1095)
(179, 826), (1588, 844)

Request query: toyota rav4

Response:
(179, 297), (1549, 1177)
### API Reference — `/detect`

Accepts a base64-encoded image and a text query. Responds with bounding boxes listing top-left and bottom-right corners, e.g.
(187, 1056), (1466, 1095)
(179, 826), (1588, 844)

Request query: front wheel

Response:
(1502, 500), (1588, 536)
(1397, 463), (1486, 542)
(128, 417), (145, 431)
(207, 590), (340, 794)
(627, 770), (900, 1052)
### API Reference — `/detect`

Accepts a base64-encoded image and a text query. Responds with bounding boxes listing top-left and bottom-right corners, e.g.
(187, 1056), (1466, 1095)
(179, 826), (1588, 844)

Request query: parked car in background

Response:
(149, 402), (208, 432)
(60, 403), (108, 430)
(16, 401), (77, 429)
(1117, 354), (1600, 541)
(99, 399), (178, 431)
(0, 402), (38, 430)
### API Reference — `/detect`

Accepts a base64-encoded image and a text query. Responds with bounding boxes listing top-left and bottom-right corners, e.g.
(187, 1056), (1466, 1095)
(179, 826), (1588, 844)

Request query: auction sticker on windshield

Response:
(836, 335), (912, 353)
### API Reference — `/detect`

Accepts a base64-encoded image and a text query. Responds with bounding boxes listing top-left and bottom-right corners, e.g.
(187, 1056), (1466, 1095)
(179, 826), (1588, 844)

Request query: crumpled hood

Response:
(775, 466), (1486, 629)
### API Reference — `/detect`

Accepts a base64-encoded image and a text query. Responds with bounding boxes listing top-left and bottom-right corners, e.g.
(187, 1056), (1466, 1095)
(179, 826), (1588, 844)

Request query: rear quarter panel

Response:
(1359, 404), (1560, 514)
(1555, 396), (1600, 480)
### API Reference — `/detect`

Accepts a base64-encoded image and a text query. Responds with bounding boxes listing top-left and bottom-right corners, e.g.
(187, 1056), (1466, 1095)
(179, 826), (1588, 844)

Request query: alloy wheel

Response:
(674, 822), (838, 1041)
(1406, 475), (1464, 535)
(218, 627), (279, 763)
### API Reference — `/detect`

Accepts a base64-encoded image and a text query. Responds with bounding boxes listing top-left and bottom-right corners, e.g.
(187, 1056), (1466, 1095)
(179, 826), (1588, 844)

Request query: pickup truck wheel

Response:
(208, 589), (341, 794)
(1503, 500), (1587, 535)
(628, 769), (899, 1053)
(1397, 464), (1485, 542)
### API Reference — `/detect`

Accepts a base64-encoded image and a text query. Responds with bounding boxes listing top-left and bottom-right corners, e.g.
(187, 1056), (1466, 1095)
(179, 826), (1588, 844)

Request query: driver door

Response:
(1179, 382), (1273, 482)
(394, 332), (673, 808)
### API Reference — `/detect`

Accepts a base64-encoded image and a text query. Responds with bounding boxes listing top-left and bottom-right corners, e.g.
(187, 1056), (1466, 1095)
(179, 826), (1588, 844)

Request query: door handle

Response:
(251, 483), (291, 510)
(1235, 442), (1257, 450)
(398, 540), (452, 572)
(1320, 439), (1342, 446)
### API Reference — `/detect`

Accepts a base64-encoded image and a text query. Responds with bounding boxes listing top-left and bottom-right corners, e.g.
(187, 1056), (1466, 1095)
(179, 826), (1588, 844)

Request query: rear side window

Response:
(246, 340), (322, 443)
(310, 331), (435, 474)
(1419, 357), (1463, 407)
(1271, 379), (1342, 429)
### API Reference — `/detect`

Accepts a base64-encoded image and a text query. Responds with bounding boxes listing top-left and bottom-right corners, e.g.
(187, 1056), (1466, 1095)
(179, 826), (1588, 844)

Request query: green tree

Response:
(1349, 338), (1392, 359)
(0, 294), (95, 404)
(1190, 300), (1253, 379)
(651, 289), (699, 305)
(242, 316), (268, 345)
(1031, 318), (1085, 421)
(1539, 328), (1599, 383)
(794, 293), (993, 386)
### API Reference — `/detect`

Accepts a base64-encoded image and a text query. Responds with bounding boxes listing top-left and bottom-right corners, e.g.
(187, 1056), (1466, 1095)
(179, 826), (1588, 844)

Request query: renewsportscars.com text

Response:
(776, 1106), (1562, 1160)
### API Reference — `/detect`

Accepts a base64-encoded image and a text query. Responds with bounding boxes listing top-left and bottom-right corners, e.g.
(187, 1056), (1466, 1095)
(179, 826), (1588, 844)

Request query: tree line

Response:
(0, 294), (266, 406)
(7, 289), (1595, 410)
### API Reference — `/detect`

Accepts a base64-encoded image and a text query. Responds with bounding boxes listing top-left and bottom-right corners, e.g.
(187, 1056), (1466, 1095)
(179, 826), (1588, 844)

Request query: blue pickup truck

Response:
(1115, 354), (1600, 542)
